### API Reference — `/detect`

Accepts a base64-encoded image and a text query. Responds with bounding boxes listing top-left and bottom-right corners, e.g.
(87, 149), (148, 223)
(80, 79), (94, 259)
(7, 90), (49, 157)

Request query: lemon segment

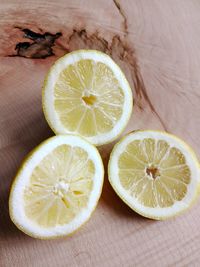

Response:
(108, 130), (200, 219)
(9, 135), (104, 239)
(43, 50), (133, 145)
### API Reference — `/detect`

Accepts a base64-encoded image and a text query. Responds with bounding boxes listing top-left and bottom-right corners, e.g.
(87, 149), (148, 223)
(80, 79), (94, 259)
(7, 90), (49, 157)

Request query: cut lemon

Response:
(108, 130), (200, 219)
(42, 50), (133, 146)
(9, 135), (104, 239)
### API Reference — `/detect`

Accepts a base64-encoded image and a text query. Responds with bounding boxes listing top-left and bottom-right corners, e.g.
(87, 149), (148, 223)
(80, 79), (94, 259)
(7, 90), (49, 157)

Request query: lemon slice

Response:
(108, 130), (200, 219)
(42, 50), (133, 146)
(9, 135), (104, 239)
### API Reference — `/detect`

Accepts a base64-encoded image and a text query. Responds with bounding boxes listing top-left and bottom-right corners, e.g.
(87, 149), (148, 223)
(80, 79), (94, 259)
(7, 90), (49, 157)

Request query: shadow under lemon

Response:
(0, 111), (53, 239)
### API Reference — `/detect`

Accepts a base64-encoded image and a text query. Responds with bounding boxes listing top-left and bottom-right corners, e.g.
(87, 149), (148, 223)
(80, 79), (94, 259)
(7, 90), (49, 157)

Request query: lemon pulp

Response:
(118, 138), (191, 208)
(54, 59), (124, 136)
(24, 145), (94, 227)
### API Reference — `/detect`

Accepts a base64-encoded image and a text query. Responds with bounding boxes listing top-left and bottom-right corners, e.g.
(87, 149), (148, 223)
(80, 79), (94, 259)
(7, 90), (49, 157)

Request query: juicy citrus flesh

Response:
(119, 138), (190, 208)
(54, 59), (124, 137)
(24, 144), (94, 228)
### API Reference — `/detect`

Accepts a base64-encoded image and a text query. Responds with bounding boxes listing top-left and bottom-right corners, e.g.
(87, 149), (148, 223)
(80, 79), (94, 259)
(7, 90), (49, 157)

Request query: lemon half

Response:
(9, 135), (104, 239)
(108, 130), (200, 220)
(42, 50), (133, 146)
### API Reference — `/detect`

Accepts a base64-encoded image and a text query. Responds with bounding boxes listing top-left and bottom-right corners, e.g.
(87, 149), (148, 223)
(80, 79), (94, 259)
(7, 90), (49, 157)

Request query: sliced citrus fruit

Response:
(42, 50), (133, 146)
(108, 130), (200, 219)
(9, 135), (104, 239)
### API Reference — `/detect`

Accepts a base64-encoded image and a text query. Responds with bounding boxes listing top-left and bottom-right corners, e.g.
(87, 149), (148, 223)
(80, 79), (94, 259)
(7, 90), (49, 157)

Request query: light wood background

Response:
(0, 0), (200, 266)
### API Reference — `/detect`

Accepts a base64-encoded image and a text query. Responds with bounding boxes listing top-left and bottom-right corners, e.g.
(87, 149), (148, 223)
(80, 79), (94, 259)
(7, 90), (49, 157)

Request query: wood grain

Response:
(0, 0), (200, 266)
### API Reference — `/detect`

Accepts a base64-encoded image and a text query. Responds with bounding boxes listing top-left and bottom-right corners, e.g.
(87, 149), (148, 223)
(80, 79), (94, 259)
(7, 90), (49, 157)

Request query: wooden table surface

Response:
(1, 0), (200, 266)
